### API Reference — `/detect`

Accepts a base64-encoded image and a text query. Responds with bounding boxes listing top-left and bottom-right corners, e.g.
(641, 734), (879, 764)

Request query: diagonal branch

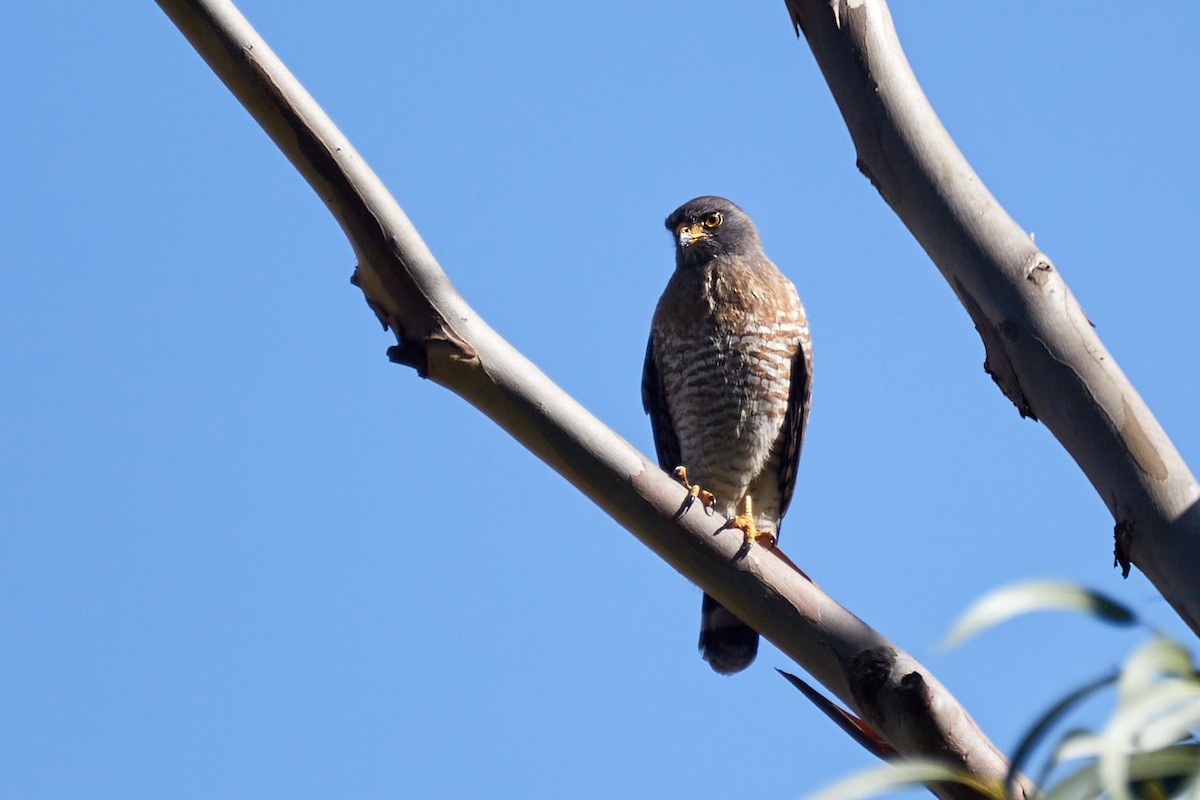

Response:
(156, 0), (1031, 795)
(784, 0), (1200, 634)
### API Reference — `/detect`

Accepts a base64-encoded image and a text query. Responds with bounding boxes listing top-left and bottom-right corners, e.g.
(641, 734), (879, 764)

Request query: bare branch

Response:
(784, 0), (1200, 634)
(155, 0), (1034, 793)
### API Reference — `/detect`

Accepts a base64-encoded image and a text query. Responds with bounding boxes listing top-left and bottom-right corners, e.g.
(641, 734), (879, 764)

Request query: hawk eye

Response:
(703, 212), (723, 229)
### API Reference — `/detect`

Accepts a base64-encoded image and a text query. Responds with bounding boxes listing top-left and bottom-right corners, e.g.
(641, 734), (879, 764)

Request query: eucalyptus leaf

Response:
(941, 581), (1136, 651)
(807, 759), (1000, 800)
(1119, 638), (1196, 704)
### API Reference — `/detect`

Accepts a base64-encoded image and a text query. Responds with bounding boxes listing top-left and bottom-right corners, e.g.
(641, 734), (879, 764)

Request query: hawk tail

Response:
(698, 593), (758, 675)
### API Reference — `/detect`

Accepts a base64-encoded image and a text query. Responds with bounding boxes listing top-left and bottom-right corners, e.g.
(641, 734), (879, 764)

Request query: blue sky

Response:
(3, 2), (1198, 798)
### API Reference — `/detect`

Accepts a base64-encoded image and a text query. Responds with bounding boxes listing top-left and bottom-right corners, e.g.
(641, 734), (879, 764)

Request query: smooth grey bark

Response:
(783, 0), (1200, 637)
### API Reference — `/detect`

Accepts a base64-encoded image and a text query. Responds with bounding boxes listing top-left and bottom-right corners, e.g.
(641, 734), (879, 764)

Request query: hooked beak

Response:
(676, 222), (708, 248)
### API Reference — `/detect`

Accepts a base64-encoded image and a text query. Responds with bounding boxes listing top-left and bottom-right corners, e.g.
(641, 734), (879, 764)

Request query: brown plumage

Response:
(643, 196), (812, 675)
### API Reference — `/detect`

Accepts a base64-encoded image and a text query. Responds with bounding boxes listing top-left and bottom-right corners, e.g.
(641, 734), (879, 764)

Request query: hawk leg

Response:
(673, 466), (716, 515)
(723, 495), (777, 549)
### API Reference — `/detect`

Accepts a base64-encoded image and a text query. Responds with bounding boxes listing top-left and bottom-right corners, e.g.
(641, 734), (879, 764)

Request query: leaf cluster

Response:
(811, 581), (1200, 800)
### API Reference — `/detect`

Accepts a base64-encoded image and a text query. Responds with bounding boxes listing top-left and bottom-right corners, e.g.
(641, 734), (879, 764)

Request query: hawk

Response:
(642, 196), (812, 675)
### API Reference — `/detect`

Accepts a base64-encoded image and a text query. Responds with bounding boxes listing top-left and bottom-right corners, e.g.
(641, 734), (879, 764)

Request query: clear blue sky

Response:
(3, 2), (1198, 798)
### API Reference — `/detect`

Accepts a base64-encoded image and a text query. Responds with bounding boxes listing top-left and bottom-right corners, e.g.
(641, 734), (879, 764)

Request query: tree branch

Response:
(155, 0), (1034, 795)
(784, 0), (1200, 634)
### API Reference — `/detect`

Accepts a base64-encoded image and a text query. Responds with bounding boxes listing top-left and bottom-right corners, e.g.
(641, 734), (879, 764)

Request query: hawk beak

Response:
(676, 222), (708, 248)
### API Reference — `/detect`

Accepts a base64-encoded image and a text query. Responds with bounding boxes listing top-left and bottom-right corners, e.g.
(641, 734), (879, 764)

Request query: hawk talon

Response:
(672, 466), (716, 516)
(721, 513), (777, 550)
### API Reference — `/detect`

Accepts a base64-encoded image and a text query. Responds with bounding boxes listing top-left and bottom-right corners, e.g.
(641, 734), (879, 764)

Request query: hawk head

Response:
(665, 196), (763, 267)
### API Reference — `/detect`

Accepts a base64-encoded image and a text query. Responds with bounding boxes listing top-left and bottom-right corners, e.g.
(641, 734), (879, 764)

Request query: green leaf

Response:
(1118, 638), (1196, 704)
(940, 581), (1137, 651)
(805, 759), (1001, 800)
(1008, 674), (1116, 794)
(1126, 744), (1200, 784)
(1097, 680), (1200, 800)
(1055, 729), (1103, 762)
(1041, 743), (1200, 800)
(1044, 761), (1102, 800)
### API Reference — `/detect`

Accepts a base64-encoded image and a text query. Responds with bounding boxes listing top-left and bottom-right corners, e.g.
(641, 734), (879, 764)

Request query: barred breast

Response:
(650, 255), (808, 529)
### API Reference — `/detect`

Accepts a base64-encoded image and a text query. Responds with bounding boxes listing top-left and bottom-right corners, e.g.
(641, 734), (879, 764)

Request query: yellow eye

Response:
(703, 212), (723, 229)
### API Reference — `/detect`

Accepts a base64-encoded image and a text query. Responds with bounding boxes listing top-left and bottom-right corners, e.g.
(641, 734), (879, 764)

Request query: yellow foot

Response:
(673, 466), (716, 515)
(725, 514), (777, 549)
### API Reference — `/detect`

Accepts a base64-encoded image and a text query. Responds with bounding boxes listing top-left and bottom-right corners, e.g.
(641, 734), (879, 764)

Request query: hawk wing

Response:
(641, 334), (680, 472)
(776, 329), (813, 521)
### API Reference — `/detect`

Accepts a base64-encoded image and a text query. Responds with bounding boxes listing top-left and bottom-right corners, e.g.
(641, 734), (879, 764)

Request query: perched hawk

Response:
(642, 196), (812, 675)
